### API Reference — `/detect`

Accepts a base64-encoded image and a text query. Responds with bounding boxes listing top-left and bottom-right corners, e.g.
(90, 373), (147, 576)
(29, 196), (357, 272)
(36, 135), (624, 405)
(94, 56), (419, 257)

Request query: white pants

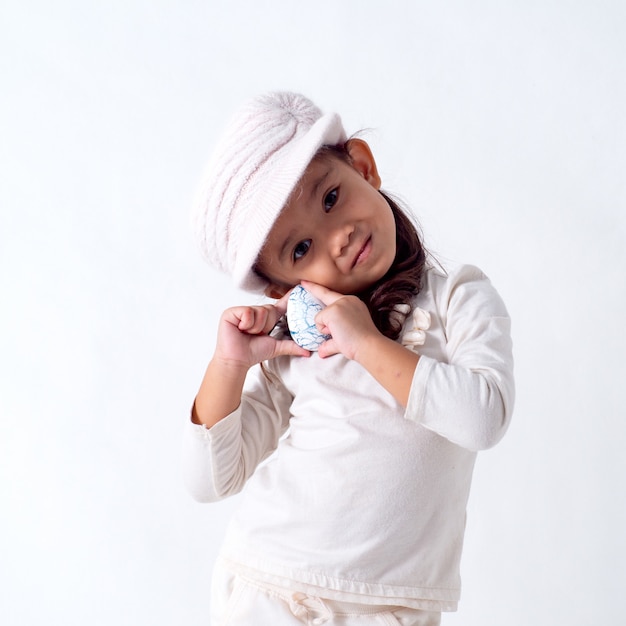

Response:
(211, 563), (442, 626)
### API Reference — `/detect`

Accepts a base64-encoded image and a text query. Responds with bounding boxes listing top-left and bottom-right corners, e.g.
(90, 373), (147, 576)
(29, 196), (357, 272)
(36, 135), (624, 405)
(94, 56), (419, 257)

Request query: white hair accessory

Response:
(192, 92), (347, 293)
(401, 307), (431, 351)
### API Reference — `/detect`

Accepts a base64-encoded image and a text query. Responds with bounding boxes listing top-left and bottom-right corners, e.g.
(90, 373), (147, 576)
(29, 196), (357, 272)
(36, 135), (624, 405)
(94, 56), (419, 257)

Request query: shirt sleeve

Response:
(405, 265), (515, 451)
(181, 364), (293, 502)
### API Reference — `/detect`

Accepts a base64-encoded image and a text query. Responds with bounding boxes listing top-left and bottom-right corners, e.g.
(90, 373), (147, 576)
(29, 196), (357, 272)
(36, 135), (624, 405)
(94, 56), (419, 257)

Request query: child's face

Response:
(255, 140), (397, 298)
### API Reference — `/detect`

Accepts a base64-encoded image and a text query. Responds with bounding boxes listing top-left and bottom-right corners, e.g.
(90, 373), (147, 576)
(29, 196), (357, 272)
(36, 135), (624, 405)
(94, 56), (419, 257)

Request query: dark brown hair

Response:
(315, 144), (427, 340)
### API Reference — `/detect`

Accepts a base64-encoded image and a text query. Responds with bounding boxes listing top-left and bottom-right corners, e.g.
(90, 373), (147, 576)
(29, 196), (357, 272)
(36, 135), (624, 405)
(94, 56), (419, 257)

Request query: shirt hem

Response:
(218, 555), (459, 613)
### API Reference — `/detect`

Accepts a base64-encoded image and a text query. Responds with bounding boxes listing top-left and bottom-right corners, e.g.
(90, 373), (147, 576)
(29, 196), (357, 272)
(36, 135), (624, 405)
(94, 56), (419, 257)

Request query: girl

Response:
(184, 92), (514, 626)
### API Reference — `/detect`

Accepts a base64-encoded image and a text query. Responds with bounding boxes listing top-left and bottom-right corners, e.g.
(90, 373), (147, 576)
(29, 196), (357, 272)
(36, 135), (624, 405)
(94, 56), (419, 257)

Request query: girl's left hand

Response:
(300, 281), (381, 361)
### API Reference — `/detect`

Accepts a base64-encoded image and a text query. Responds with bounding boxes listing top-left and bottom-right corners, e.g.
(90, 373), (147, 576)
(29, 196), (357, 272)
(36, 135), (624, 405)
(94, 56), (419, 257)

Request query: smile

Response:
(352, 236), (372, 268)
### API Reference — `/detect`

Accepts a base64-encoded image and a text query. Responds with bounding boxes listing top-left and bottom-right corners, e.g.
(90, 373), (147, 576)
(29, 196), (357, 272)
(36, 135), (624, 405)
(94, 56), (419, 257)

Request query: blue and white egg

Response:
(286, 285), (331, 351)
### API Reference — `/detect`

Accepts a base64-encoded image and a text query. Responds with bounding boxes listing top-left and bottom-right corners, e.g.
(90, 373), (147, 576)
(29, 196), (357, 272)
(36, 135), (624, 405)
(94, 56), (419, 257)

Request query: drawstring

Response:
(288, 592), (332, 625)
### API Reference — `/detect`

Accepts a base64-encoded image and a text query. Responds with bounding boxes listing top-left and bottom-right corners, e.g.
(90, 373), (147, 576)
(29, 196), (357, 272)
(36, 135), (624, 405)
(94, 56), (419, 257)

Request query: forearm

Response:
(192, 357), (249, 428)
(355, 335), (420, 408)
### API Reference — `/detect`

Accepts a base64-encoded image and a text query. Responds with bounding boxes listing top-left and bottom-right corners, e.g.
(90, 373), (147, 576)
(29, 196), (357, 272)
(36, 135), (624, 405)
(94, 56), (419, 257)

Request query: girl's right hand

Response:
(214, 291), (311, 369)
(193, 291), (309, 429)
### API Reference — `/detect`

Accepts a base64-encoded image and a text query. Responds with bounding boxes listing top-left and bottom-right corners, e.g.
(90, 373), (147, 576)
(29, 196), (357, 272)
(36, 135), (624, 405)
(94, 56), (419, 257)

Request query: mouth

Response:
(351, 236), (372, 269)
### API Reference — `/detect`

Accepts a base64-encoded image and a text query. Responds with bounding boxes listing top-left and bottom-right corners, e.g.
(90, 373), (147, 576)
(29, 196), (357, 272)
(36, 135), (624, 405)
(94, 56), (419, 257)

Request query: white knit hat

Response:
(192, 92), (347, 293)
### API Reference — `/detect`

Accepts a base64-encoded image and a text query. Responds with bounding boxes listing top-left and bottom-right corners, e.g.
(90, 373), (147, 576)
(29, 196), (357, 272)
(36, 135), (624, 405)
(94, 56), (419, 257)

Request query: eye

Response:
(293, 239), (311, 261)
(323, 188), (339, 212)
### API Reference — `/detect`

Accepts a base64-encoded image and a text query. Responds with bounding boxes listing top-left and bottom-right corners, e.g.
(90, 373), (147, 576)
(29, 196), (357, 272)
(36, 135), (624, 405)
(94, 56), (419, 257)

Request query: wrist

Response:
(353, 333), (420, 408)
(193, 356), (249, 429)
(353, 331), (389, 367)
(210, 354), (252, 378)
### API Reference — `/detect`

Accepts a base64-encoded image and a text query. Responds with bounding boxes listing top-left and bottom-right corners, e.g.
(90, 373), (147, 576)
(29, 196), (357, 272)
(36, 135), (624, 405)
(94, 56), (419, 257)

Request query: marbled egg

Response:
(287, 285), (331, 351)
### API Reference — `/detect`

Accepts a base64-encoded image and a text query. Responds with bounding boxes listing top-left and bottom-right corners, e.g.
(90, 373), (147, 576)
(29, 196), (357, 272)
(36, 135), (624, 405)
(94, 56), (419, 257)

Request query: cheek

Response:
(382, 208), (398, 245)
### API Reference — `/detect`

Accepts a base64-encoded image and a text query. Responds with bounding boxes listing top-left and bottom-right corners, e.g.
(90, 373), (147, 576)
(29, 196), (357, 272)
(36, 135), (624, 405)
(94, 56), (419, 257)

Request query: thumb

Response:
(272, 338), (312, 359)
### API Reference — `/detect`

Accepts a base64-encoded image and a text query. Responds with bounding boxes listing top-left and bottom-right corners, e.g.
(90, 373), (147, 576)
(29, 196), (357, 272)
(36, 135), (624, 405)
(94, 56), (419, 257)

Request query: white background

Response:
(1, 1), (625, 624)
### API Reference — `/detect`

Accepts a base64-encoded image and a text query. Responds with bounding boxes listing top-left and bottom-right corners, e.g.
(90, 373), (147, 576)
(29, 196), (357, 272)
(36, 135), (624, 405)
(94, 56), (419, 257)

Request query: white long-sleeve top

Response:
(182, 265), (515, 612)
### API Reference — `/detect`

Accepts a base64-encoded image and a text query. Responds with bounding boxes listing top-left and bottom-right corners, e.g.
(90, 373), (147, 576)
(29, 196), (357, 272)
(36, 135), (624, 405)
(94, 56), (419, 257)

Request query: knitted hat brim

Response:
(234, 111), (346, 293)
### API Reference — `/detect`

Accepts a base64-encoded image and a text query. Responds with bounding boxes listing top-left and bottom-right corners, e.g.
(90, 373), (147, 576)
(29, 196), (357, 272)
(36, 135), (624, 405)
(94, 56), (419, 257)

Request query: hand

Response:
(302, 281), (419, 406)
(215, 291), (311, 369)
(301, 281), (381, 361)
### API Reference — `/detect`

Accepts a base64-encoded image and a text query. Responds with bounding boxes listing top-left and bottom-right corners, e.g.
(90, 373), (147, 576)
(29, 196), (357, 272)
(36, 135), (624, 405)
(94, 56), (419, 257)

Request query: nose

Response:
(327, 222), (354, 258)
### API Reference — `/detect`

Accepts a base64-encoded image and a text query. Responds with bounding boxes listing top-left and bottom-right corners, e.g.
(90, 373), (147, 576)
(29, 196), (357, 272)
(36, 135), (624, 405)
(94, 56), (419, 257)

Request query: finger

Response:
(256, 306), (282, 335)
(238, 307), (270, 335)
(300, 281), (343, 306)
(233, 307), (256, 332)
(255, 304), (289, 335)
(317, 338), (340, 359)
(313, 310), (331, 337)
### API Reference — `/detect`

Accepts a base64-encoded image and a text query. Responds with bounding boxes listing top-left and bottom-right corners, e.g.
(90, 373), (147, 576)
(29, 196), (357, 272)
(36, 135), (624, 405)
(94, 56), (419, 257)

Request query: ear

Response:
(346, 138), (382, 189)
(264, 283), (288, 300)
